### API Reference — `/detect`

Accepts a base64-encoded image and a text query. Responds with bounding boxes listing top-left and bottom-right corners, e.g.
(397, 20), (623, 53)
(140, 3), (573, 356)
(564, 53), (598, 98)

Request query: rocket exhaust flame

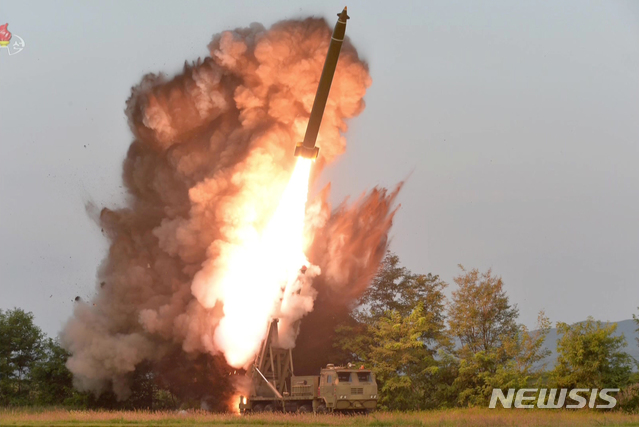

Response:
(208, 158), (314, 367)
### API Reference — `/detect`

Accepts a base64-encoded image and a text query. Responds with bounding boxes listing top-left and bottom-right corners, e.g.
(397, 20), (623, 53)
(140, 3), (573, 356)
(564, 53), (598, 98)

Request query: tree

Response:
(0, 308), (44, 405)
(336, 252), (449, 364)
(368, 305), (435, 409)
(453, 312), (551, 406)
(355, 252), (447, 323)
(334, 252), (451, 409)
(448, 267), (518, 355)
(0, 308), (182, 409)
(337, 303), (452, 410)
(447, 268), (550, 406)
(368, 300), (459, 410)
(31, 338), (81, 406)
(551, 318), (633, 390)
(634, 308), (639, 346)
(119, 361), (156, 410)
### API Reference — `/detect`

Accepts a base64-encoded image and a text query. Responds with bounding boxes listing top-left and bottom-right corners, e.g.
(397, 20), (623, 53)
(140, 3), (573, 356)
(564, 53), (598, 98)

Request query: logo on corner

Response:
(0, 23), (26, 56)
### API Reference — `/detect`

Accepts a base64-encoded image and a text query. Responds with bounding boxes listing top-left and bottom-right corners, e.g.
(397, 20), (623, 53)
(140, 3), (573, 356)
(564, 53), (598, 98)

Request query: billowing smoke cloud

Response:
(62, 16), (399, 400)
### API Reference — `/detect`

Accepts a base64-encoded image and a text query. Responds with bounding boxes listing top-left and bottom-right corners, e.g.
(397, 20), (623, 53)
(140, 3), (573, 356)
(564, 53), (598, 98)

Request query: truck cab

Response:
(317, 364), (377, 412)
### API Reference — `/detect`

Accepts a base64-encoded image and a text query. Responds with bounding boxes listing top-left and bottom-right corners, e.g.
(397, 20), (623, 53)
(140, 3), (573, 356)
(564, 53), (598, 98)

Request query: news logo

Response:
(489, 388), (619, 409)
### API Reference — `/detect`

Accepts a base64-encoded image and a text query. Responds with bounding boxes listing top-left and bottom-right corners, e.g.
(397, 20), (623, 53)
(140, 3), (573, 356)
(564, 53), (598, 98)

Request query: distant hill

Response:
(539, 319), (639, 368)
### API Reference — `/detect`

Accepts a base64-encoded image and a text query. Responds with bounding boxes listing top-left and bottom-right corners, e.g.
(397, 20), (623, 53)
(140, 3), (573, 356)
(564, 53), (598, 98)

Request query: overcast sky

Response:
(1, 0), (638, 337)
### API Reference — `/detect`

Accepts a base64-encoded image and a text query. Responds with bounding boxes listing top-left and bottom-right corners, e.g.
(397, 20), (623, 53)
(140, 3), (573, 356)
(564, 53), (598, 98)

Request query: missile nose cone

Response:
(338, 6), (350, 20)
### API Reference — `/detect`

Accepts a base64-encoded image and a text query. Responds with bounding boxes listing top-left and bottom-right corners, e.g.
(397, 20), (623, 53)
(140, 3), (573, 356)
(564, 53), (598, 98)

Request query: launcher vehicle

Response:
(238, 319), (378, 414)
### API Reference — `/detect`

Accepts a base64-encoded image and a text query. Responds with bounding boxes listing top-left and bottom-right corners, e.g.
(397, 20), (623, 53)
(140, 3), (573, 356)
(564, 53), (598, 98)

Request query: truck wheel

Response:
(316, 403), (327, 414)
(297, 404), (312, 413)
(252, 404), (264, 413)
(263, 403), (276, 412)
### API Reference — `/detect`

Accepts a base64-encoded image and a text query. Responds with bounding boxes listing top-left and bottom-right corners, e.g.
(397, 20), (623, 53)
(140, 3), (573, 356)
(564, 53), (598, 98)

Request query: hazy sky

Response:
(1, 0), (638, 337)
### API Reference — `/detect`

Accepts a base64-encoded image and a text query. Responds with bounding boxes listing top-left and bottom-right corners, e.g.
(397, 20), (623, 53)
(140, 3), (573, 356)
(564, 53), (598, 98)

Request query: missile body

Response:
(294, 7), (350, 159)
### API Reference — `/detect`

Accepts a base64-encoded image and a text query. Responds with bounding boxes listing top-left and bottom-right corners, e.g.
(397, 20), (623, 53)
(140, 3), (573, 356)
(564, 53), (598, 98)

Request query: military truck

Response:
(238, 320), (378, 413)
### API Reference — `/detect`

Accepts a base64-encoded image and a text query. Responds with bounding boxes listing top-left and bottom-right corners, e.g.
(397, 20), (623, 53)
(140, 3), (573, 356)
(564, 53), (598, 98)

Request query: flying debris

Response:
(294, 7), (350, 159)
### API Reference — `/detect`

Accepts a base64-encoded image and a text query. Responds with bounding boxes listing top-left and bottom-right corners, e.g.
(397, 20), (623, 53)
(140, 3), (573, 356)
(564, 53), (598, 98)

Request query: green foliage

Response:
(634, 308), (639, 347)
(0, 306), (188, 410)
(336, 259), (559, 409)
(0, 308), (45, 405)
(356, 253), (446, 322)
(335, 252), (451, 410)
(2, 257), (637, 412)
(617, 372), (639, 412)
(551, 317), (633, 390)
(368, 304), (439, 410)
(30, 338), (76, 405)
(448, 267), (519, 354)
(447, 268), (550, 406)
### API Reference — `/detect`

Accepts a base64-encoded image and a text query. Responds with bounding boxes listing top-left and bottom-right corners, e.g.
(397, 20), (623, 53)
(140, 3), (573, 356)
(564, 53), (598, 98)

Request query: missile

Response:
(294, 7), (350, 159)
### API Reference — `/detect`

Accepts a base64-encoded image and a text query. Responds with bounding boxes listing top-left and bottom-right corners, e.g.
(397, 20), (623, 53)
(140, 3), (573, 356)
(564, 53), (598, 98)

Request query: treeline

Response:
(333, 253), (639, 410)
(1, 252), (638, 410)
(0, 309), (76, 407)
(0, 309), (183, 409)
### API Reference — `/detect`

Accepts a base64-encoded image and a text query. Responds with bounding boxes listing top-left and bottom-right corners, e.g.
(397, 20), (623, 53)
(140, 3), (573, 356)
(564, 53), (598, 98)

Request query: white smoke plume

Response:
(62, 16), (399, 400)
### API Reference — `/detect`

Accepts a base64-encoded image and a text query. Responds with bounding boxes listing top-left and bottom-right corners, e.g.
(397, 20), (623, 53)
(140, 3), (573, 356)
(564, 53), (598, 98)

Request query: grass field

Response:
(1, 409), (639, 427)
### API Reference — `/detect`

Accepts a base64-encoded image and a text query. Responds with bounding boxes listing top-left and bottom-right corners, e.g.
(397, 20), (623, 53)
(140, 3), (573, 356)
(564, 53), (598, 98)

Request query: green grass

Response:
(1, 408), (639, 427)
